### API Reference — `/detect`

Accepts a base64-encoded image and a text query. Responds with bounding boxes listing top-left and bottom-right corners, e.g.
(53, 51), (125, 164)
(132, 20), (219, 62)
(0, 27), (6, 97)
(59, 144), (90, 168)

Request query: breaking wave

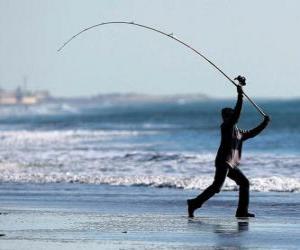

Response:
(0, 173), (299, 192)
(0, 129), (299, 193)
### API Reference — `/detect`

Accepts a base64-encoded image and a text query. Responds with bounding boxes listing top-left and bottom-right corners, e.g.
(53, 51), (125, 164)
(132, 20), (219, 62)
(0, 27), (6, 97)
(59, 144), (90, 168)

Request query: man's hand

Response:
(264, 115), (271, 123)
(237, 85), (243, 95)
(234, 75), (246, 86)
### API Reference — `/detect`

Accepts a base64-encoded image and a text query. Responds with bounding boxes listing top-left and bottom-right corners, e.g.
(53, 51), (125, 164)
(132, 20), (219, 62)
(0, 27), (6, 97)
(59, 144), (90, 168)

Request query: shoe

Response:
(187, 199), (196, 218)
(235, 211), (255, 218)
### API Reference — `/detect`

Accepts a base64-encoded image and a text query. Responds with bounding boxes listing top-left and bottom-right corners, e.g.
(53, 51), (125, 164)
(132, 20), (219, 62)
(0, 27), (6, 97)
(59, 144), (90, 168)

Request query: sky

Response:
(0, 0), (299, 98)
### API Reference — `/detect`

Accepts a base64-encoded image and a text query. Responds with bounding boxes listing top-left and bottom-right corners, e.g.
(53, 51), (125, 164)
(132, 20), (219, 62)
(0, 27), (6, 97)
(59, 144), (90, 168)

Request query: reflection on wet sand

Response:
(188, 218), (250, 249)
(188, 218), (249, 235)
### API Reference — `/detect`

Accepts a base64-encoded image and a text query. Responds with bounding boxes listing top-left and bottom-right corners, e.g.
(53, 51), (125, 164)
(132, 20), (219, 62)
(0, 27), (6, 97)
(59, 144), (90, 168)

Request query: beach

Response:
(0, 183), (300, 249)
(1, 0), (300, 248)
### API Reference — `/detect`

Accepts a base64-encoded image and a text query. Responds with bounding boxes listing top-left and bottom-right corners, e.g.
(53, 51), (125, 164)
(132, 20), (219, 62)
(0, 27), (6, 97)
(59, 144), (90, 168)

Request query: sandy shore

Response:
(0, 183), (299, 249)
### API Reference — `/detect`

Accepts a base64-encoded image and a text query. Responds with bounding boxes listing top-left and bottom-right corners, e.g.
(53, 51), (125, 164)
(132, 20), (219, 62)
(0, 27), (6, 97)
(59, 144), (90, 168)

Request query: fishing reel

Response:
(234, 75), (246, 86)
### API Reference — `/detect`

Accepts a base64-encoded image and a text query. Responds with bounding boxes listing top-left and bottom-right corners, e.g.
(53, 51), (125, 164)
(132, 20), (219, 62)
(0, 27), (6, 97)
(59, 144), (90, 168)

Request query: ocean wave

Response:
(0, 129), (155, 142)
(0, 128), (299, 193)
(0, 173), (299, 192)
(0, 138), (299, 179)
(0, 103), (80, 117)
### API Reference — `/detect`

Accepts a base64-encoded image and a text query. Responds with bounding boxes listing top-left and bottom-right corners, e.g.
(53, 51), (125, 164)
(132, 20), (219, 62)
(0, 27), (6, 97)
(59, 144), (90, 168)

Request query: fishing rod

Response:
(58, 21), (266, 117)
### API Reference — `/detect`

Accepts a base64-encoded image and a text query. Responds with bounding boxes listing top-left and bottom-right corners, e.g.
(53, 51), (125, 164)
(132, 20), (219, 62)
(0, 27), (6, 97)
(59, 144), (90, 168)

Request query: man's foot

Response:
(187, 199), (196, 218)
(235, 211), (255, 218)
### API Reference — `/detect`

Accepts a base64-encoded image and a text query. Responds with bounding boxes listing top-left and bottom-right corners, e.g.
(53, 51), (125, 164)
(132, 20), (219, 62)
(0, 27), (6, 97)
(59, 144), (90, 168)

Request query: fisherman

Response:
(187, 82), (270, 218)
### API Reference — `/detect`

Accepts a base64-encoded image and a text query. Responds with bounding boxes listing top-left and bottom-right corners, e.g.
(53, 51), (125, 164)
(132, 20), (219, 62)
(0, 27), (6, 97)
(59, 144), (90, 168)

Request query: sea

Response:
(0, 98), (299, 193)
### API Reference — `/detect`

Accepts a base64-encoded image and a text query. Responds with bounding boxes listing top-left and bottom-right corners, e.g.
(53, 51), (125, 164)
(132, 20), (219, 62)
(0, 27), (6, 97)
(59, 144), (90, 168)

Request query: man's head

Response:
(221, 107), (234, 122)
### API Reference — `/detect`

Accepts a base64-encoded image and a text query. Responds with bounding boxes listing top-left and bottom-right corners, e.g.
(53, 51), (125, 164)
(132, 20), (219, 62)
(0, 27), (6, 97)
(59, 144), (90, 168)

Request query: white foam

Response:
(0, 129), (299, 192)
(0, 130), (154, 145)
(0, 103), (81, 117)
(0, 172), (299, 192)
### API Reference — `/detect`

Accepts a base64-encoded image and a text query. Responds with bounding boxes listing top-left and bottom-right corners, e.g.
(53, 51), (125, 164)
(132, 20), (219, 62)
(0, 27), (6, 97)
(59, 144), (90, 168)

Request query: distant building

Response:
(0, 87), (50, 105)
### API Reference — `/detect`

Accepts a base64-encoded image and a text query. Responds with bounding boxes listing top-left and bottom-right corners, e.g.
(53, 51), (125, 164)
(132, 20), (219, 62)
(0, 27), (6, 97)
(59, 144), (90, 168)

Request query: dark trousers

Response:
(193, 163), (250, 214)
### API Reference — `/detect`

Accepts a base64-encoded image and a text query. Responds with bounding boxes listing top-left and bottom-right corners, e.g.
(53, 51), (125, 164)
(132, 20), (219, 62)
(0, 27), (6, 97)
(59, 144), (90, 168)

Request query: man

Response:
(187, 84), (270, 218)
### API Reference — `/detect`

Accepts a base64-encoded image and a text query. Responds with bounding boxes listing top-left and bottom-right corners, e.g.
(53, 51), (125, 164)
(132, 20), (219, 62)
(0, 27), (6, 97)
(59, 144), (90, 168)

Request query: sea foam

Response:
(0, 171), (299, 192)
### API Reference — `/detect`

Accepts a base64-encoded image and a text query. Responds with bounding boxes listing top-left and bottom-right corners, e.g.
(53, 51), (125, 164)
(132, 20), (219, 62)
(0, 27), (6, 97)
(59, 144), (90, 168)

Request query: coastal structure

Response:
(0, 87), (50, 105)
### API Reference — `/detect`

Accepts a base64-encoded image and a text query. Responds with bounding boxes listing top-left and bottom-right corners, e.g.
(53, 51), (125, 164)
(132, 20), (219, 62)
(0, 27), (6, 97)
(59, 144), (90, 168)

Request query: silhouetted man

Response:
(187, 84), (270, 218)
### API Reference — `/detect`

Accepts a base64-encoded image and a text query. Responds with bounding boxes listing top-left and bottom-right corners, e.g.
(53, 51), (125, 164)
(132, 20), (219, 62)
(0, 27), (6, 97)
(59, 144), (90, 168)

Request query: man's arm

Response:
(241, 115), (270, 141)
(227, 85), (243, 125)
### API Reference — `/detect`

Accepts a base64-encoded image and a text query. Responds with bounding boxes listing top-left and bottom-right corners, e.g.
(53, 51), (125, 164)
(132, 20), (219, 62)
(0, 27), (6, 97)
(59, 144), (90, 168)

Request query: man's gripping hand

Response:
(264, 115), (271, 123)
(237, 85), (243, 95)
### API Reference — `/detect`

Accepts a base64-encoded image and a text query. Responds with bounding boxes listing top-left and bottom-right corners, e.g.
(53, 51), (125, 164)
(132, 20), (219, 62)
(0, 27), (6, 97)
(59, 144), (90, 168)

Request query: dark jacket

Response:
(215, 94), (268, 167)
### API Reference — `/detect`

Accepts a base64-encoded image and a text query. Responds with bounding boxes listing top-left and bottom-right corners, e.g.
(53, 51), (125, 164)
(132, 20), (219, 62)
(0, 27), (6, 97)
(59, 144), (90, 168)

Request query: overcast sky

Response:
(0, 0), (299, 98)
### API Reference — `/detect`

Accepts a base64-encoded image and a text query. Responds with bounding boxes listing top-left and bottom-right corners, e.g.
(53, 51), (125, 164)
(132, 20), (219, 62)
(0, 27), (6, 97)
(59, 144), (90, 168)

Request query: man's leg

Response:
(187, 164), (229, 217)
(227, 167), (253, 217)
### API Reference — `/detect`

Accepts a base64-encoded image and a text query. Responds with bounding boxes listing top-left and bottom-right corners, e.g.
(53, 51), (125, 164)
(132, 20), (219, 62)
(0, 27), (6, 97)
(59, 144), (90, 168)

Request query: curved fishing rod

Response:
(58, 21), (266, 116)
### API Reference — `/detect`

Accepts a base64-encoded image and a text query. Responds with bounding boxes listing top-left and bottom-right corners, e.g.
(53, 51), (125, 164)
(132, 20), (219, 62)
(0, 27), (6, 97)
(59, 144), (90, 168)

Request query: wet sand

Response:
(0, 183), (299, 249)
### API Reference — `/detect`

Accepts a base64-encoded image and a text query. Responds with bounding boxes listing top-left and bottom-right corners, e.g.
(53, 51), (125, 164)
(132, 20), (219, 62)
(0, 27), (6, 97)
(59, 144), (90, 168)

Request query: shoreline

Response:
(1, 183), (300, 249)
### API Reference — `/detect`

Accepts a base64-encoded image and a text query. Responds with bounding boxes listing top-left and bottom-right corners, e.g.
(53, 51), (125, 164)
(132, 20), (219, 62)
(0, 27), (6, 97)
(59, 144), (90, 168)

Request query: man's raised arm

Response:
(241, 116), (270, 141)
(227, 85), (244, 125)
